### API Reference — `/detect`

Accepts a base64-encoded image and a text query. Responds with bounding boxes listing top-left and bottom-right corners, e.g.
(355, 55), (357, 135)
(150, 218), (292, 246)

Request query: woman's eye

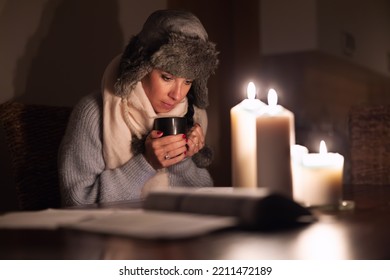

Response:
(185, 80), (193, 86)
(161, 74), (173, 81)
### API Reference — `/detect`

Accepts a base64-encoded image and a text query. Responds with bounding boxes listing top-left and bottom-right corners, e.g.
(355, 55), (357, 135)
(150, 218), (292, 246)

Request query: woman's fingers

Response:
(144, 132), (187, 169)
(186, 123), (204, 157)
(145, 122), (207, 166)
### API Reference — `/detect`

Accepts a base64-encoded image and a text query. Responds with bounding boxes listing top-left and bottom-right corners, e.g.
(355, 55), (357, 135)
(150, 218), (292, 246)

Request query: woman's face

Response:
(141, 69), (193, 113)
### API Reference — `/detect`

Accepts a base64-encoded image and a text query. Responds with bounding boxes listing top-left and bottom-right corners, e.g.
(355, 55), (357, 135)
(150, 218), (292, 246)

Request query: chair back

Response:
(0, 101), (71, 210)
(349, 105), (390, 185)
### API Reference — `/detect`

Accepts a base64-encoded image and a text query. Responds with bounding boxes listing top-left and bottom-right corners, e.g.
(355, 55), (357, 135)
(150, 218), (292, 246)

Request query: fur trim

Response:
(114, 36), (151, 98)
(192, 145), (213, 168)
(151, 33), (217, 81)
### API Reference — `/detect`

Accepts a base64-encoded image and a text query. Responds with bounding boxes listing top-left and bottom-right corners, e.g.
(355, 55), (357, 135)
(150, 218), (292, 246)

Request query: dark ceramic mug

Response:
(153, 117), (187, 136)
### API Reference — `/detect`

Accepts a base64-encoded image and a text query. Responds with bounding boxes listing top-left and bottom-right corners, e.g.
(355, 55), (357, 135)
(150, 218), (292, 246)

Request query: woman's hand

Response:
(186, 123), (205, 157)
(144, 130), (187, 169)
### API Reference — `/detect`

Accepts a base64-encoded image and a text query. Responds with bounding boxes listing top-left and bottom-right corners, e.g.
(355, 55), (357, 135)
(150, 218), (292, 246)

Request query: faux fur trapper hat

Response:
(114, 9), (219, 109)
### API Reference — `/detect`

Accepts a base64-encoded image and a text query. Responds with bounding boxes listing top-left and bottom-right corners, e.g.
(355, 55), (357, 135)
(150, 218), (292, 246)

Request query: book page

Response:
(67, 210), (236, 239)
(0, 208), (236, 239)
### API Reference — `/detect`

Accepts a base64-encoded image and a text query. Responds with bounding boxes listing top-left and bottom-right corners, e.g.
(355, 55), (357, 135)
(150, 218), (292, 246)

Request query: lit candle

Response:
(255, 89), (295, 197)
(301, 140), (344, 207)
(230, 82), (265, 188)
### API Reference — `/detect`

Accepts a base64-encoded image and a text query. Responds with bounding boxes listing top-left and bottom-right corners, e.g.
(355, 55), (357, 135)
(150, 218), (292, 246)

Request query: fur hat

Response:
(114, 9), (219, 109)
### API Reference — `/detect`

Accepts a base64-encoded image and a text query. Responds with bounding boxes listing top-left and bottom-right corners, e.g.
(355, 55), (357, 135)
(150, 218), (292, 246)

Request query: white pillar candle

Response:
(301, 140), (344, 207)
(256, 89), (295, 197)
(291, 144), (309, 203)
(230, 82), (265, 188)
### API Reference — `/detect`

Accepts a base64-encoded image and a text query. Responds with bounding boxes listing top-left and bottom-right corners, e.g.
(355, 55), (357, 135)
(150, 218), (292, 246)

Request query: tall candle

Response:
(256, 89), (294, 197)
(301, 140), (344, 207)
(230, 82), (265, 187)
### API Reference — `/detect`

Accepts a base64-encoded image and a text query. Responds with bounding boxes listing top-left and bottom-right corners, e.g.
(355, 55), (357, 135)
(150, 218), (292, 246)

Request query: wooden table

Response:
(1, 185), (390, 260)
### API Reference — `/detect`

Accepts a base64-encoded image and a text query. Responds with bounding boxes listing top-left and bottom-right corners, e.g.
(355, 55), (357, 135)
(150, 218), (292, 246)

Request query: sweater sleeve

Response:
(168, 157), (214, 187)
(58, 93), (157, 206)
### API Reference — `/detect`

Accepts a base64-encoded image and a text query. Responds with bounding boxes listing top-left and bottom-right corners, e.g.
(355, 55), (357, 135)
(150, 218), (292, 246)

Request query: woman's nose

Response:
(169, 83), (183, 101)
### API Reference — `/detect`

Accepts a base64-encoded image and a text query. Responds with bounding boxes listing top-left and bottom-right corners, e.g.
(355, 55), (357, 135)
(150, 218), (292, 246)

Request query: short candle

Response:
(301, 140), (344, 207)
(291, 144), (309, 203)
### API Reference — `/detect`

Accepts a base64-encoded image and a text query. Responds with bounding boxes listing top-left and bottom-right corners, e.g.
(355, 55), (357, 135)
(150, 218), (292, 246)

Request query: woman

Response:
(59, 10), (219, 206)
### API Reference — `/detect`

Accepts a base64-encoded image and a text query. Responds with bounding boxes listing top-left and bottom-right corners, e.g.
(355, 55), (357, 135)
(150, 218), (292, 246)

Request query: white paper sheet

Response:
(0, 208), (237, 239)
(0, 208), (114, 229)
(67, 210), (236, 239)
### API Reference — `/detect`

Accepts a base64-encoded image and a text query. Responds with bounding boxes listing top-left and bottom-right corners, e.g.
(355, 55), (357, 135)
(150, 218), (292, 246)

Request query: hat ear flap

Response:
(114, 36), (152, 97)
(191, 79), (209, 109)
(114, 64), (150, 97)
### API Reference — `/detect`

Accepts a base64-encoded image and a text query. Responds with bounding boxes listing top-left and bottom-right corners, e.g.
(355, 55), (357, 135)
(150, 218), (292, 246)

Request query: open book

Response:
(0, 187), (314, 239)
(143, 187), (315, 230)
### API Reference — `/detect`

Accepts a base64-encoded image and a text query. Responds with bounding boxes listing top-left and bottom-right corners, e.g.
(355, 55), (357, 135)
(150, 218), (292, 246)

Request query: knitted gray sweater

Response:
(58, 93), (213, 206)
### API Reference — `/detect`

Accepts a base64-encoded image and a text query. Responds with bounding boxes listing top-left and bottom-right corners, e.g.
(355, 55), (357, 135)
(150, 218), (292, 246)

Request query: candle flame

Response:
(267, 88), (278, 106)
(319, 140), (327, 154)
(247, 82), (256, 99)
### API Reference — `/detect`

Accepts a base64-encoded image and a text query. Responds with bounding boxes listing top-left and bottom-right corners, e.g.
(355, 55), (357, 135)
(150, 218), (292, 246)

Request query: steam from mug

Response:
(153, 117), (187, 136)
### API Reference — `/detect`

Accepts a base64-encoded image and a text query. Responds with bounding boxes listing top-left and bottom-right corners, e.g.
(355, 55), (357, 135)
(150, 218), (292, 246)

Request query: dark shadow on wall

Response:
(14, 0), (123, 107)
(0, 0), (123, 210)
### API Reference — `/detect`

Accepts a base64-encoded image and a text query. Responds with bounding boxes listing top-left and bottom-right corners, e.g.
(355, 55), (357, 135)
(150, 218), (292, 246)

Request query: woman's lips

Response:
(161, 101), (175, 110)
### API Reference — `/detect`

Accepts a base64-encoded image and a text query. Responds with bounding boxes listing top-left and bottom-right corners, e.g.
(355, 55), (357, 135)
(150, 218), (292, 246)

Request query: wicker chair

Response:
(349, 105), (390, 185)
(0, 101), (72, 210)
